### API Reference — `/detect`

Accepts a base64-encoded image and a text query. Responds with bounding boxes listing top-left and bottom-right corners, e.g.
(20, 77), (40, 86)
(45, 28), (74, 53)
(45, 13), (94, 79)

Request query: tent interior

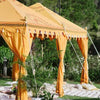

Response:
(0, 0), (89, 100)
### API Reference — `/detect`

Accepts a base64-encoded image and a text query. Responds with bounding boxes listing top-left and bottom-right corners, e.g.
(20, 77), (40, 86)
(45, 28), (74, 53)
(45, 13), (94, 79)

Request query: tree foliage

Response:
(18, 0), (99, 25)
(61, 0), (97, 25)
(32, 38), (59, 69)
(0, 46), (13, 64)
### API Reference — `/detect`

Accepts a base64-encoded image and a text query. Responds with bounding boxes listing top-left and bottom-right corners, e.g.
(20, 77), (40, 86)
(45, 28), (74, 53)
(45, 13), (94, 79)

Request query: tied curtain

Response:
(56, 37), (88, 97)
(0, 27), (33, 100)
(12, 55), (27, 81)
(12, 55), (19, 81)
(56, 35), (67, 97)
(77, 38), (88, 84)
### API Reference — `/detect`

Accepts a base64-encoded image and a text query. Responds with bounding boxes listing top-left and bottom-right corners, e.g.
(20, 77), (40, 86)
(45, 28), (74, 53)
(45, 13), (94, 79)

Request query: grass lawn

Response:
(0, 78), (12, 86)
(94, 83), (100, 89)
(61, 95), (100, 100)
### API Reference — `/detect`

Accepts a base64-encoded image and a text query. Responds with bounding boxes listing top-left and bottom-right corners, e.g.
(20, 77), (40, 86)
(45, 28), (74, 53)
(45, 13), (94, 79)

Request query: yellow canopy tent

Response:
(0, 0), (88, 99)
(29, 3), (89, 97)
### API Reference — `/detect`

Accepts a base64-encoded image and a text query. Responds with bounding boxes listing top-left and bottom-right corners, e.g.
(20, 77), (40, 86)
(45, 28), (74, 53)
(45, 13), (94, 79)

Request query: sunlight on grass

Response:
(94, 83), (100, 89)
(0, 78), (12, 86)
(61, 95), (100, 100)
(66, 80), (80, 84)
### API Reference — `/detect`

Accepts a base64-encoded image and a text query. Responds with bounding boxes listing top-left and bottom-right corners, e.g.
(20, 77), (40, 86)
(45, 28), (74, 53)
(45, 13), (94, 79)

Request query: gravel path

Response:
(38, 83), (100, 99)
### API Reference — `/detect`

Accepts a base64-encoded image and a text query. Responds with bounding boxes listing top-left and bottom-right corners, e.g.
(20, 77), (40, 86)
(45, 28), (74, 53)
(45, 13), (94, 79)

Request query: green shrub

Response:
(88, 55), (100, 82)
(24, 53), (58, 97)
(39, 91), (54, 100)
(91, 20), (98, 32)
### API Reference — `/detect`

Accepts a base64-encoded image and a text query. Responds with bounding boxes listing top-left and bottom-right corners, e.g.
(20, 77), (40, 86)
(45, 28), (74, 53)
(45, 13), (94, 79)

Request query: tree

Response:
(61, 0), (97, 26)
(0, 37), (14, 76)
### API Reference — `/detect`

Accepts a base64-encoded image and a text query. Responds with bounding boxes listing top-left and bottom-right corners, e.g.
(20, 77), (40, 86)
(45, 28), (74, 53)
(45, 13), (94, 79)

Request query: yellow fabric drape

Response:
(16, 79), (27, 100)
(15, 60), (28, 100)
(12, 55), (28, 100)
(12, 55), (19, 81)
(77, 38), (88, 84)
(12, 55), (27, 81)
(0, 27), (32, 61)
(0, 27), (33, 100)
(56, 35), (67, 97)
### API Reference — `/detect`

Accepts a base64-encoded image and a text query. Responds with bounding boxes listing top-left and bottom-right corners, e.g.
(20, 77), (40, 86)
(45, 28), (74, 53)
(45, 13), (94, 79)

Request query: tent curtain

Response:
(77, 38), (88, 84)
(12, 55), (27, 81)
(12, 55), (19, 81)
(0, 28), (33, 100)
(56, 35), (67, 97)
(16, 78), (28, 100)
(16, 60), (28, 100)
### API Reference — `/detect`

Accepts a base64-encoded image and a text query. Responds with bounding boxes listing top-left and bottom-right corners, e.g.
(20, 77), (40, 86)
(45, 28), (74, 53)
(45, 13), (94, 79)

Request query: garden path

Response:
(0, 81), (100, 100)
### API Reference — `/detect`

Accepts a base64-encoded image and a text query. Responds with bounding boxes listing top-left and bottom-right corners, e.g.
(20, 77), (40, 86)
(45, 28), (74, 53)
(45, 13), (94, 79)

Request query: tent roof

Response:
(0, 0), (87, 39)
(30, 3), (87, 38)
(0, 0), (63, 31)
